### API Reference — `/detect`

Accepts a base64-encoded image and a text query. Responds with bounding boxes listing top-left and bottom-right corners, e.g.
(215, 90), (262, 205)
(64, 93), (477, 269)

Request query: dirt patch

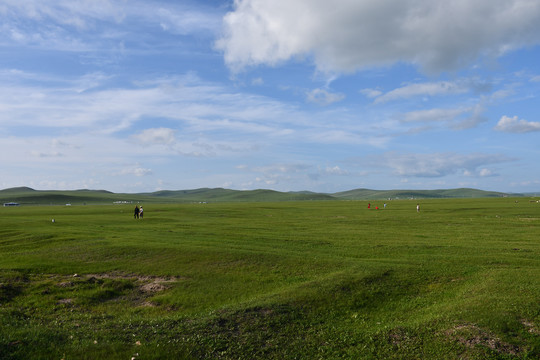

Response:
(445, 323), (521, 356)
(140, 301), (157, 307)
(52, 272), (183, 306)
(522, 319), (540, 335)
(388, 327), (412, 346)
(82, 272), (183, 294)
(57, 298), (74, 304)
(140, 281), (167, 293)
(137, 276), (181, 294)
(57, 281), (74, 288)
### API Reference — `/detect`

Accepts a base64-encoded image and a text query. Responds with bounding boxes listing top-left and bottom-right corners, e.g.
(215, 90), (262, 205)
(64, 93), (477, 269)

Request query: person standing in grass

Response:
(139, 206), (143, 219)
(416, 203), (420, 212)
(134, 205), (140, 219)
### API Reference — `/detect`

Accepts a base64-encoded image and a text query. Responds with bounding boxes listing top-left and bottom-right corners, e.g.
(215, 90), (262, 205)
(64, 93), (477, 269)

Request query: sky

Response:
(1, 0), (540, 194)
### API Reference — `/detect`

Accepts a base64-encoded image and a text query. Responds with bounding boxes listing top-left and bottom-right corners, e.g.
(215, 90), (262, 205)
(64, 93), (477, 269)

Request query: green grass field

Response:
(1, 198), (539, 359)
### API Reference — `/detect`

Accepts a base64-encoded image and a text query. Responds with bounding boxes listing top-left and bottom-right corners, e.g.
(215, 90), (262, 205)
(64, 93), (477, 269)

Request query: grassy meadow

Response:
(1, 198), (539, 359)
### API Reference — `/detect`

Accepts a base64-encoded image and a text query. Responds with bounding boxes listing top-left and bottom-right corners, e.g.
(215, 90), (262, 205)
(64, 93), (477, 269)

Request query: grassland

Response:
(1, 198), (539, 359)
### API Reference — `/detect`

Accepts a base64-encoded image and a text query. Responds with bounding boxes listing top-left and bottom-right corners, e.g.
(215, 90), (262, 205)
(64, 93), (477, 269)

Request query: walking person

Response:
(139, 206), (143, 219)
(134, 205), (140, 219)
(416, 203), (420, 212)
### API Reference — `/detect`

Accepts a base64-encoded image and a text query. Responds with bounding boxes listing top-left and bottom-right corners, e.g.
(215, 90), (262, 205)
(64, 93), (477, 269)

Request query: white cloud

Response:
(401, 104), (487, 130)
(451, 103), (487, 130)
(240, 163), (313, 187)
(156, 6), (220, 35)
(118, 166), (153, 177)
(0, 0), (121, 50)
(402, 107), (468, 123)
(324, 166), (349, 175)
(74, 72), (111, 93)
(0, 72), (301, 138)
(216, 0), (540, 74)
(360, 88), (383, 98)
(306, 88), (345, 105)
(1, 71), (394, 177)
(134, 167), (152, 177)
(0, 0), (220, 51)
(376, 152), (508, 178)
(374, 80), (470, 104)
(133, 128), (176, 145)
(30, 150), (63, 158)
(494, 115), (540, 133)
(478, 168), (494, 177)
(511, 179), (540, 188)
(251, 77), (264, 85)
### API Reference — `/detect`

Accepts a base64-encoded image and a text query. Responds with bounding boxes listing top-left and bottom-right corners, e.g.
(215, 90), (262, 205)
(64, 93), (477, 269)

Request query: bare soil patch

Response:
(76, 272), (184, 294)
(444, 323), (521, 356)
(57, 298), (73, 305)
(521, 319), (540, 335)
(51, 272), (184, 306)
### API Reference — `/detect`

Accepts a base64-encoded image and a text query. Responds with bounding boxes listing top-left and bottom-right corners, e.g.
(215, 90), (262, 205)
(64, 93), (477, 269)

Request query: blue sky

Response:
(1, 0), (540, 193)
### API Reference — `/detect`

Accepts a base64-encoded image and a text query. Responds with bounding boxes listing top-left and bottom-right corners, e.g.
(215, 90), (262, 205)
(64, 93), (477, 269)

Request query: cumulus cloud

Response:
(216, 0), (540, 74)
(494, 115), (540, 133)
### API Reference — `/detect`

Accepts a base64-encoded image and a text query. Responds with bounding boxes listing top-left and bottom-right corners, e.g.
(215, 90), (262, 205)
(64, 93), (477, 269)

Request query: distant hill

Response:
(0, 187), (334, 205)
(142, 188), (335, 202)
(0, 186), (36, 194)
(0, 186), (524, 205)
(332, 188), (512, 200)
(0, 187), (153, 206)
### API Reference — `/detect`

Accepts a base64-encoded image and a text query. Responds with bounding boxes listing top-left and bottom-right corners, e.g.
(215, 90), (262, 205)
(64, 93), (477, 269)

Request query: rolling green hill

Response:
(332, 187), (512, 200)
(0, 186), (522, 205)
(140, 188), (334, 202)
(0, 188), (153, 206)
